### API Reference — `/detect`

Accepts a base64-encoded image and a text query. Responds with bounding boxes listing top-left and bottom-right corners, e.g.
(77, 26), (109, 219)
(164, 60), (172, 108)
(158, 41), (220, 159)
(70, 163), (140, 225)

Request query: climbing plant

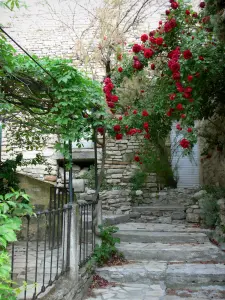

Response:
(101, 0), (225, 186)
(0, 35), (107, 159)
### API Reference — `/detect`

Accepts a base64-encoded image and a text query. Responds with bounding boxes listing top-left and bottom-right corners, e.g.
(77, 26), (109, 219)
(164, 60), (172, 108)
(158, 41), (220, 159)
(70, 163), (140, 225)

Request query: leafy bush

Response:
(204, 185), (225, 200)
(0, 154), (22, 195)
(200, 194), (220, 228)
(0, 190), (33, 299)
(93, 225), (123, 266)
(130, 170), (147, 191)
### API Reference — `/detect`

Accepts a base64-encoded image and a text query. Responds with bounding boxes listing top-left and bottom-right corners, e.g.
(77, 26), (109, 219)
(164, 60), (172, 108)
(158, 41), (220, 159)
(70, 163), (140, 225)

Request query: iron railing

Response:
(9, 204), (72, 300)
(78, 199), (98, 268)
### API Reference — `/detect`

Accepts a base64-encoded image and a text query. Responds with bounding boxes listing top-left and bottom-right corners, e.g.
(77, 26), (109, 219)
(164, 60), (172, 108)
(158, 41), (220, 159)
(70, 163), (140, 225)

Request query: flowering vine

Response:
(100, 0), (225, 183)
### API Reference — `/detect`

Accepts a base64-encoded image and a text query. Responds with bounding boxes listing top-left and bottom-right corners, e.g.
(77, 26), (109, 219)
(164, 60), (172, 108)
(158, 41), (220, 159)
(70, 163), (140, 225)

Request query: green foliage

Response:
(0, 0), (20, 10)
(204, 185), (225, 200)
(130, 170), (147, 191)
(93, 225), (122, 266)
(200, 194), (220, 228)
(0, 190), (33, 299)
(0, 36), (107, 157)
(205, 0), (225, 41)
(0, 154), (22, 195)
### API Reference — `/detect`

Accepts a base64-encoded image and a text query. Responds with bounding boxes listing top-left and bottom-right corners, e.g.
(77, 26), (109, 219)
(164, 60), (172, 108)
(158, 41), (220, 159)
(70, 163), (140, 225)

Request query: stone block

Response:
(72, 179), (85, 192)
(186, 213), (200, 223)
(172, 211), (186, 220)
(192, 190), (207, 200)
(44, 175), (57, 182)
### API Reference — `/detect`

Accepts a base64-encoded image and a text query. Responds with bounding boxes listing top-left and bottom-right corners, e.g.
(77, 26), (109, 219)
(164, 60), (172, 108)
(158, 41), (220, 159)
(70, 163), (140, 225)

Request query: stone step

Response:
(117, 242), (225, 262)
(166, 263), (225, 288)
(96, 261), (225, 288)
(132, 206), (186, 223)
(114, 231), (208, 244)
(116, 222), (212, 235)
(96, 261), (167, 284)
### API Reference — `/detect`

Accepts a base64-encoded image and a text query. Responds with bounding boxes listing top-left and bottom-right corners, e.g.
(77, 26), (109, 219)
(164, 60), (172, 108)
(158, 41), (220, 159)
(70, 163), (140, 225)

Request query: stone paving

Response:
(86, 222), (225, 300)
(8, 239), (94, 299)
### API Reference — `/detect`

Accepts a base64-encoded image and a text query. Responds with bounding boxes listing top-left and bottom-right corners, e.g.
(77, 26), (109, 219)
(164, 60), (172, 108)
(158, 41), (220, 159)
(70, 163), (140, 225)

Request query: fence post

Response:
(69, 203), (79, 282)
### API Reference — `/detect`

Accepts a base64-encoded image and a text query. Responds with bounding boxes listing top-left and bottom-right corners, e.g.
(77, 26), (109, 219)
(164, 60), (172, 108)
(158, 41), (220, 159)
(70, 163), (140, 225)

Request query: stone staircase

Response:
(131, 205), (186, 224)
(86, 222), (225, 299)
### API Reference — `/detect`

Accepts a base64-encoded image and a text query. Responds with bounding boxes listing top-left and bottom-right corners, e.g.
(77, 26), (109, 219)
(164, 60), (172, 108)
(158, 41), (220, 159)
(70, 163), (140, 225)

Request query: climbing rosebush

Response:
(101, 0), (225, 185)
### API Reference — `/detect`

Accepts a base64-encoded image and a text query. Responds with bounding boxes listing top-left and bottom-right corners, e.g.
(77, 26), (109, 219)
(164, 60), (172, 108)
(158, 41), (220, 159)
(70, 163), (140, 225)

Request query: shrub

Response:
(93, 225), (123, 266)
(200, 194), (220, 228)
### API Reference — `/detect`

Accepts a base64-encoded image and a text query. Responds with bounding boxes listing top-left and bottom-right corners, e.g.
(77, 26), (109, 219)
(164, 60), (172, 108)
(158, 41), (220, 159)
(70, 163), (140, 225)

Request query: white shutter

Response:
(170, 123), (200, 188)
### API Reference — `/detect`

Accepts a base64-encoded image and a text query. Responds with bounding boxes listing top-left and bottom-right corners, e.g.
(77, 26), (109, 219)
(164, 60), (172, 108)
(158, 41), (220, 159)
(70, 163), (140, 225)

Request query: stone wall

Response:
(186, 189), (225, 243)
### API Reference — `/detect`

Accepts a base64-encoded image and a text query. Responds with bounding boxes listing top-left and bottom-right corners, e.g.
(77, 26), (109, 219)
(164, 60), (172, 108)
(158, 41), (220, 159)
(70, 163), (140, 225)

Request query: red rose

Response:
(167, 108), (173, 116)
(187, 75), (193, 82)
(192, 12), (198, 18)
(181, 114), (186, 119)
(140, 90), (145, 93)
(168, 60), (180, 72)
(187, 128), (192, 133)
(170, 18), (177, 28)
(144, 48), (154, 58)
(113, 124), (121, 132)
(176, 123), (182, 130)
(144, 133), (150, 139)
(185, 10), (190, 15)
(176, 103), (183, 110)
(168, 47), (180, 60)
(132, 44), (142, 53)
(183, 92), (191, 99)
(143, 122), (149, 131)
(142, 110), (149, 116)
(133, 60), (143, 70)
(133, 110), (137, 114)
(184, 87), (192, 93)
(169, 93), (176, 100)
(97, 127), (104, 135)
(195, 72), (200, 78)
(172, 72), (181, 80)
(156, 37), (164, 45)
(164, 22), (172, 33)
(166, 9), (170, 15)
(127, 128), (138, 135)
(150, 37), (156, 44)
(199, 56), (204, 61)
(180, 138), (190, 149)
(176, 82), (184, 92)
(118, 67), (123, 72)
(141, 33), (149, 42)
(107, 102), (115, 108)
(111, 95), (119, 102)
(183, 49), (192, 59)
(171, 1), (179, 9)
(116, 133), (123, 140)
(151, 63), (155, 70)
(134, 155), (140, 162)
(119, 116), (123, 120)
(149, 30), (155, 36)
(199, 2), (205, 8)
(202, 16), (210, 23)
